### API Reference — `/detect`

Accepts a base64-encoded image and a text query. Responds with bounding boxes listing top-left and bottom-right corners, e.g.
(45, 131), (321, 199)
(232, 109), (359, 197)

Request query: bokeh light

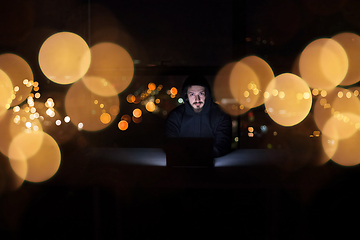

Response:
(0, 107), (43, 157)
(109, 105), (120, 116)
(148, 82), (156, 91)
(299, 38), (348, 90)
(84, 42), (134, 95)
(35, 101), (77, 145)
(146, 102), (156, 112)
(64, 80), (119, 131)
(121, 114), (131, 123)
(332, 32), (360, 86)
(314, 87), (360, 141)
(100, 112), (111, 124)
(118, 120), (128, 131)
(0, 53), (33, 106)
(326, 129), (360, 166)
(82, 76), (118, 97)
(39, 32), (91, 85)
(8, 131), (61, 182)
(264, 73), (312, 126)
(214, 62), (247, 116)
(133, 108), (142, 118)
(319, 133), (338, 164)
(230, 56), (274, 109)
(126, 94), (136, 103)
(170, 87), (178, 95)
(0, 70), (13, 117)
(132, 116), (142, 124)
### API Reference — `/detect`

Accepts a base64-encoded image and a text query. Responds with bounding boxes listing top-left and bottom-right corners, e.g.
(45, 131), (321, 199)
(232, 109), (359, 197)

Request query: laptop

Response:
(164, 137), (214, 167)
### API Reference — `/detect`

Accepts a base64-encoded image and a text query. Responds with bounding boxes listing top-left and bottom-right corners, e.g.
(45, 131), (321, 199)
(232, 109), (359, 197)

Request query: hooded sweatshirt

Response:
(165, 74), (232, 157)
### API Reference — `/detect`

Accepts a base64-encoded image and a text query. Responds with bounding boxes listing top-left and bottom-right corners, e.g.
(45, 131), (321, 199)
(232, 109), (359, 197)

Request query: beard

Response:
(192, 101), (204, 113)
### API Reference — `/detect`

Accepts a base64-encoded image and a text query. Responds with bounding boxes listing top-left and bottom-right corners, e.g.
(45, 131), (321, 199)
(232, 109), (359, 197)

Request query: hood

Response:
(181, 74), (213, 114)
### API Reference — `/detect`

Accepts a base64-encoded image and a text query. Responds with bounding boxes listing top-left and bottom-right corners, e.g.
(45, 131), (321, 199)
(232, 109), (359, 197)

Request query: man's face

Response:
(187, 85), (206, 112)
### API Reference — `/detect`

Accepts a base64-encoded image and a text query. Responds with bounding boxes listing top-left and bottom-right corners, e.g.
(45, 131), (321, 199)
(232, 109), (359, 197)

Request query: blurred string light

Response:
(118, 82), (166, 131)
(0, 76), (63, 185)
(211, 33), (360, 166)
(0, 29), (140, 185)
(248, 126), (254, 137)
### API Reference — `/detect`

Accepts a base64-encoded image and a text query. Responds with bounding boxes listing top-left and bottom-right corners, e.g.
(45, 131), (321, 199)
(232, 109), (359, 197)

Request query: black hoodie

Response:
(165, 74), (232, 157)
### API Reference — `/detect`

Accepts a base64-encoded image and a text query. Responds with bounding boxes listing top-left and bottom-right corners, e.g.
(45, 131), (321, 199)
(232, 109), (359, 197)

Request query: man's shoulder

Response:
(168, 104), (185, 116)
(210, 102), (229, 118)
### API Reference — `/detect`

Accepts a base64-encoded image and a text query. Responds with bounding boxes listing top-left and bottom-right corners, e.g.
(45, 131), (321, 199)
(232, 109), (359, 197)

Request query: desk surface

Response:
(85, 147), (293, 167)
(73, 147), (329, 189)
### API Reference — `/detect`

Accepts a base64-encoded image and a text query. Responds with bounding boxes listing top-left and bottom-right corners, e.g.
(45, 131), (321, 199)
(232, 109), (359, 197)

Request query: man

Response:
(165, 74), (232, 157)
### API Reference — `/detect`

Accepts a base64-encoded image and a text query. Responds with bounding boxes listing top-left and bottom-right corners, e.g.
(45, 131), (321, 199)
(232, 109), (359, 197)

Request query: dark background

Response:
(1, 0), (360, 239)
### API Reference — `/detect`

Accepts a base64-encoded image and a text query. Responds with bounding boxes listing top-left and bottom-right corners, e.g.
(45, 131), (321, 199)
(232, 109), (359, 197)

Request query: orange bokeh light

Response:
(148, 82), (156, 91)
(118, 120), (128, 131)
(133, 108), (142, 118)
(127, 94), (136, 103)
(170, 87), (178, 95)
(121, 114), (131, 123)
(100, 112), (111, 124)
(146, 102), (156, 112)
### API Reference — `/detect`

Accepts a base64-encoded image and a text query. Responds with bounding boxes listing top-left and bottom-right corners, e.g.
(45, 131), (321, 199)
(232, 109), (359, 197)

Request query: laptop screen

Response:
(164, 137), (214, 167)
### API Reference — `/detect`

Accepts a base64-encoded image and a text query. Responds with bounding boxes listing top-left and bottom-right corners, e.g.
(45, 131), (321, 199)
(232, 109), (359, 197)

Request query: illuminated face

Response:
(187, 85), (206, 112)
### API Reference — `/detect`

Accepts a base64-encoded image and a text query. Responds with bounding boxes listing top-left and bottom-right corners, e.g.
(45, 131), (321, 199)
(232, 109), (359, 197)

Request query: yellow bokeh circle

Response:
(332, 32), (360, 86)
(230, 56), (274, 109)
(264, 73), (312, 126)
(84, 42), (134, 96)
(39, 32), (91, 85)
(0, 70), (13, 117)
(64, 80), (119, 131)
(299, 38), (348, 90)
(0, 53), (34, 106)
(8, 131), (61, 182)
(314, 87), (360, 140)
